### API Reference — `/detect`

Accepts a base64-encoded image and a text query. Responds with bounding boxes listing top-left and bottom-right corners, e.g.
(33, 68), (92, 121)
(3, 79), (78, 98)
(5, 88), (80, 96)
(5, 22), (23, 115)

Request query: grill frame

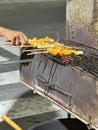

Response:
(20, 48), (98, 130)
(20, 0), (98, 129)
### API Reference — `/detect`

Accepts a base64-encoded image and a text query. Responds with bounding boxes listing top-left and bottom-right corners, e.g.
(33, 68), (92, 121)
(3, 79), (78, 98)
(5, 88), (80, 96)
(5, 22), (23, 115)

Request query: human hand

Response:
(0, 27), (28, 47)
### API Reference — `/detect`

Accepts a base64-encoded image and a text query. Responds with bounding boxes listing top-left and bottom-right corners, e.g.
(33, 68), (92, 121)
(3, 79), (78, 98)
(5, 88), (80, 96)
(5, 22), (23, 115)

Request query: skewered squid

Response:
(28, 36), (83, 56)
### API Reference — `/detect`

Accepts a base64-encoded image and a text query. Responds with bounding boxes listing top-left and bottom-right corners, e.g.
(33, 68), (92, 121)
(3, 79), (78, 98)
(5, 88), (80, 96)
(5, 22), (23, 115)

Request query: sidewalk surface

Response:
(0, 0), (65, 4)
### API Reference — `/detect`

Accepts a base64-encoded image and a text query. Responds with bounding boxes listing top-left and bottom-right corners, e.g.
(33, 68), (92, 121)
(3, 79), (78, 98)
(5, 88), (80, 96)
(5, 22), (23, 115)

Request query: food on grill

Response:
(47, 45), (83, 56)
(28, 36), (55, 48)
(28, 36), (83, 56)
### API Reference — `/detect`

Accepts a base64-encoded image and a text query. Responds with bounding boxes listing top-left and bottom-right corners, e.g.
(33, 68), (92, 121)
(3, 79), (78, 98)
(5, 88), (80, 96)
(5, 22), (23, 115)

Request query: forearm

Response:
(0, 26), (7, 37)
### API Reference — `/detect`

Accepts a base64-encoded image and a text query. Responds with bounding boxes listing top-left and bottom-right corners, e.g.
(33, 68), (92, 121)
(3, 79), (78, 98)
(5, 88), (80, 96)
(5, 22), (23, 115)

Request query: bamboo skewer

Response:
(27, 51), (49, 55)
(6, 44), (33, 48)
(10, 45), (32, 48)
(3, 37), (83, 56)
(6, 44), (53, 49)
(23, 48), (47, 52)
(37, 46), (53, 49)
(2, 114), (22, 130)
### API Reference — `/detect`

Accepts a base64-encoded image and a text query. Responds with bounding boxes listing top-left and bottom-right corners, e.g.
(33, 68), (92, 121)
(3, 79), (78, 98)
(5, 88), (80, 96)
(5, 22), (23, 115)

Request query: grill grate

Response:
(43, 53), (98, 79)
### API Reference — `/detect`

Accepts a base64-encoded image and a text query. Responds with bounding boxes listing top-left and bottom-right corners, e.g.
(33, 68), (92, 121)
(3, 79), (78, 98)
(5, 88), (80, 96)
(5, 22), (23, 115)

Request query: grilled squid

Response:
(28, 36), (83, 56)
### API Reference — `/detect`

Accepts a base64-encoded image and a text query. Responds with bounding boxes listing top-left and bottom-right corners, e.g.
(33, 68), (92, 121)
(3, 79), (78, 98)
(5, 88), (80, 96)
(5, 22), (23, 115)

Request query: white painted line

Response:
(0, 55), (8, 62)
(0, 70), (19, 86)
(0, 96), (61, 121)
(0, 100), (15, 121)
(0, 38), (20, 56)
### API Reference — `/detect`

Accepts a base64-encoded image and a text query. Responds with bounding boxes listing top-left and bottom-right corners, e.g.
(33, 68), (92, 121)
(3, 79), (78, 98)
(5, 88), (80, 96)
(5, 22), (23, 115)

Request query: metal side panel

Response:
(66, 0), (98, 48)
(20, 54), (98, 130)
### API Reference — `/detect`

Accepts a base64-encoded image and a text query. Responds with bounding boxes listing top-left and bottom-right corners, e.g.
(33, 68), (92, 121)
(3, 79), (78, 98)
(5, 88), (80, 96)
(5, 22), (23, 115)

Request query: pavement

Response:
(0, 0), (67, 129)
(0, 0), (65, 3)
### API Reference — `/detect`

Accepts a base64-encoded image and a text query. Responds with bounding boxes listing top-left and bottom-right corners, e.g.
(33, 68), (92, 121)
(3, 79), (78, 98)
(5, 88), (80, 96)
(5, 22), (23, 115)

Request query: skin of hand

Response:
(0, 26), (28, 47)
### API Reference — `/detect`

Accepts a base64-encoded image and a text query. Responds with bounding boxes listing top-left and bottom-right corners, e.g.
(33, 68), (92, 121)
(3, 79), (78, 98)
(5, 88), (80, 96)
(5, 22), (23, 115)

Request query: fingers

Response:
(15, 36), (20, 46)
(0, 27), (28, 47)
(5, 37), (20, 46)
(19, 32), (28, 47)
(6, 32), (28, 47)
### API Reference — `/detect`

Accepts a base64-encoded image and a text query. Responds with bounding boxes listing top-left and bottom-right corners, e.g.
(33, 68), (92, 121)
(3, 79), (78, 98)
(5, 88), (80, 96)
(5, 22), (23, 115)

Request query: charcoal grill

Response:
(20, 0), (98, 129)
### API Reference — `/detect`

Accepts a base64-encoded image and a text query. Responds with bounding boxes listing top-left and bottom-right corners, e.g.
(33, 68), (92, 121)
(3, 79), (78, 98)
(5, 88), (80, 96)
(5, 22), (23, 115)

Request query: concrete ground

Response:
(0, 0), (65, 3)
(0, 0), (67, 129)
